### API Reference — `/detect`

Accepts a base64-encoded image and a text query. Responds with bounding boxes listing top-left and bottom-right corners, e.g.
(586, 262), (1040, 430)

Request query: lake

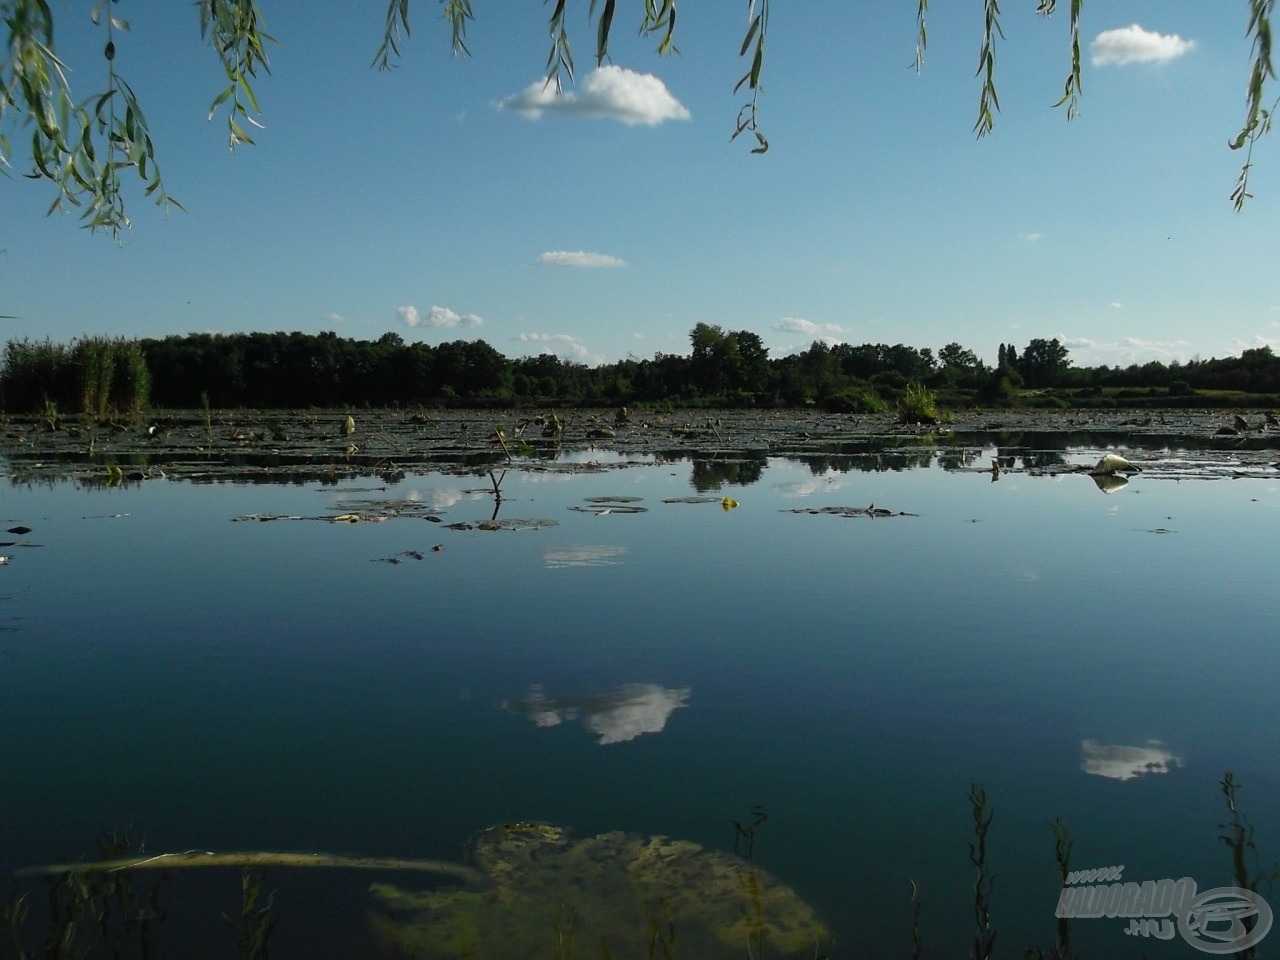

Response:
(2, 430), (1278, 958)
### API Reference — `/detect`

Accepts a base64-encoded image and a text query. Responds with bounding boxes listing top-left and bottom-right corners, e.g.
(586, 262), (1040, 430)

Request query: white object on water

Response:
(1090, 453), (1140, 475)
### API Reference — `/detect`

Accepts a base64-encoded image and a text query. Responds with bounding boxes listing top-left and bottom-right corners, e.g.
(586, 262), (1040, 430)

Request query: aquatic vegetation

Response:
(367, 823), (833, 960)
(898, 382), (939, 425)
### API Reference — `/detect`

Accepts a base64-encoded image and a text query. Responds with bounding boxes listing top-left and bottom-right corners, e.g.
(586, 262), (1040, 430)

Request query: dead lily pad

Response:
(368, 823), (832, 960)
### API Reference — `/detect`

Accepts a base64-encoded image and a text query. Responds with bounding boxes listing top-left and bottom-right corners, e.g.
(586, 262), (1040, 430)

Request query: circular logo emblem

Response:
(1179, 887), (1273, 954)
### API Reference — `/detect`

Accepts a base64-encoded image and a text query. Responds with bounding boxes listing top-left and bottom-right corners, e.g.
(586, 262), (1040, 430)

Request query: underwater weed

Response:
(1049, 817), (1072, 959)
(222, 867), (277, 960)
(643, 899), (675, 960)
(909, 879), (923, 960)
(968, 783), (996, 960)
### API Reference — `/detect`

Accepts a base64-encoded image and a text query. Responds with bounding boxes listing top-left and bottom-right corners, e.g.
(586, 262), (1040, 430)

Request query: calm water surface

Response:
(2, 447), (1278, 957)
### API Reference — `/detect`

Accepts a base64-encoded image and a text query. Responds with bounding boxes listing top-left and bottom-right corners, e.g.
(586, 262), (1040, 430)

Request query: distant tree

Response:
(939, 342), (980, 370)
(4, 1), (1276, 235)
(1019, 337), (1071, 388)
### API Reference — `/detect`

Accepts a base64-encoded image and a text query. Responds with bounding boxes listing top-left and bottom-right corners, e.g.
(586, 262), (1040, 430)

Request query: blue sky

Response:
(2, 2), (1278, 369)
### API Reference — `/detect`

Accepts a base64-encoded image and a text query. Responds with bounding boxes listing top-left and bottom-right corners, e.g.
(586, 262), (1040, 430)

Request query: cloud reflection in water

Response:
(506, 683), (691, 744)
(1081, 739), (1183, 780)
(542, 545), (627, 568)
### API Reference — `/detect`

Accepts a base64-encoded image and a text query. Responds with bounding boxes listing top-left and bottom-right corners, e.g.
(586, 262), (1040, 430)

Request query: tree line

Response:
(2, 326), (1278, 415)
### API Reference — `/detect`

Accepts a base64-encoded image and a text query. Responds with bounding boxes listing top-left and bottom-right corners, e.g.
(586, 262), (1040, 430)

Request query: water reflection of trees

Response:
(795, 450), (936, 475)
(689, 455), (766, 491)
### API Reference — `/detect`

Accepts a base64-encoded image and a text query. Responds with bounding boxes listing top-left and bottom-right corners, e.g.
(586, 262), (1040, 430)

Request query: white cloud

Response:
(1021, 232), (1043, 242)
(535, 250), (627, 268)
(497, 65), (690, 126)
(516, 332), (599, 363)
(1227, 334), (1280, 353)
(1091, 24), (1195, 67)
(1064, 336), (1192, 365)
(322, 312), (344, 324)
(398, 304), (483, 329)
(773, 317), (848, 337)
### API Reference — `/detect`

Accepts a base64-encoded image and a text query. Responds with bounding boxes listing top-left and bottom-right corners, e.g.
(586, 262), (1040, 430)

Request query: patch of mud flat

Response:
(1, 408), (1278, 484)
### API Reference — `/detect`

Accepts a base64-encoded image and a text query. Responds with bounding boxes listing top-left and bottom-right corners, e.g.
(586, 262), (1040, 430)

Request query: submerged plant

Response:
(969, 783), (996, 960)
(368, 823), (832, 959)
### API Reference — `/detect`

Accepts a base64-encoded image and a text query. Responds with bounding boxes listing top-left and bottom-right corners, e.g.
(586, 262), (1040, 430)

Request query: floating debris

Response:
(368, 823), (832, 960)
(6, 526), (31, 535)
(1089, 453), (1141, 475)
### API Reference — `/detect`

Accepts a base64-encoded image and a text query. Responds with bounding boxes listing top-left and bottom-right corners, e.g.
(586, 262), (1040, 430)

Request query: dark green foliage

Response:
(898, 381), (939, 423)
(5, 330), (1280, 412)
(0, 337), (149, 416)
(822, 386), (888, 414)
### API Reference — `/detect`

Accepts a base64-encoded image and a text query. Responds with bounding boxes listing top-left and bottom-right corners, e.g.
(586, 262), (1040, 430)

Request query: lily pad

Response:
(783, 505), (918, 518)
(473, 518), (559, 531)
(368, 823), (832, 959)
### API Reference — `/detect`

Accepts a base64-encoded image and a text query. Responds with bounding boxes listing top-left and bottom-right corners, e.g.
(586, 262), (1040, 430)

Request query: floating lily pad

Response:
(372, 550), (428, 563)
(662, 496), (725, 504)
(472, 518), (559, 531)
(332, 498), (442, 519)
(568, 504), (648, 514)
(783, 505), (918, 518)
(368, 823), (832, 960)
(583, 495), (644, 503)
